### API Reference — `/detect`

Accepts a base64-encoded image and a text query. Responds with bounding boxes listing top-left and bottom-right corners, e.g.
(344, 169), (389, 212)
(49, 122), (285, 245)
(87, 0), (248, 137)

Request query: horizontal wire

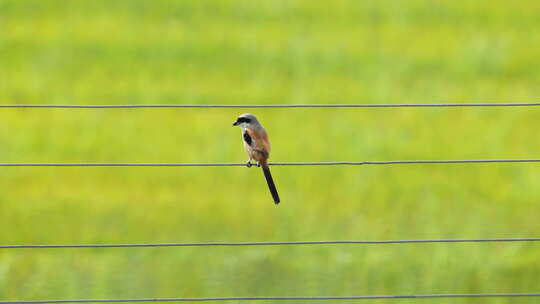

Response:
(0, 159), (539, 166)
(2, 293), (540, 303)
(2, 238), (540, 249)
(1, 103), (540, 108)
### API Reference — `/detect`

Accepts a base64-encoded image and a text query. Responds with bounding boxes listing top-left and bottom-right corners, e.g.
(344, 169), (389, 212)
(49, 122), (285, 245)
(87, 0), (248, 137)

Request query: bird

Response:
(233, 113), (280, 204)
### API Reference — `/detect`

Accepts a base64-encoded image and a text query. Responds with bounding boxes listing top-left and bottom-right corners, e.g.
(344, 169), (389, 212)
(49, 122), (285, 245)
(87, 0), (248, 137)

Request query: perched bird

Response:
(233, 113), (280, 204)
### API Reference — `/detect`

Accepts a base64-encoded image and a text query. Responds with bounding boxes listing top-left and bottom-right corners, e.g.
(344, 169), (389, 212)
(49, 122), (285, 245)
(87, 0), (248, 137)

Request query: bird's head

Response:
(232, 113), (259, 128)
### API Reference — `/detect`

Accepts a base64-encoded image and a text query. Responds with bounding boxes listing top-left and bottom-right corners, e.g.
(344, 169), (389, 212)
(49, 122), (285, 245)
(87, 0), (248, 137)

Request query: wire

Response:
(0, 159), (539, 167)
(2, 238), (539, 249)
(1, 293), (540, 303)
(1, 103), (540, 109)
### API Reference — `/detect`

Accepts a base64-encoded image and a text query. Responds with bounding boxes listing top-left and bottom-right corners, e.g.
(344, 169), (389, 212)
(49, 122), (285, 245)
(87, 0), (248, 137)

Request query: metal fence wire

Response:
(2, 102), (539, 303)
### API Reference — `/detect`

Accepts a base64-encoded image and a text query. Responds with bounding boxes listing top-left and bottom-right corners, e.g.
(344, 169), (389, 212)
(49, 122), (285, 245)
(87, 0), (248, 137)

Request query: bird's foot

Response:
(256, 162), (261, 167)
(246, 161), (253, 168)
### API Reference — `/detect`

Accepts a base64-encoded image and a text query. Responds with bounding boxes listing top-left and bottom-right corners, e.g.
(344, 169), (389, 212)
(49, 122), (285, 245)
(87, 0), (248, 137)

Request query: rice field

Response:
(1, 1), (540, 303)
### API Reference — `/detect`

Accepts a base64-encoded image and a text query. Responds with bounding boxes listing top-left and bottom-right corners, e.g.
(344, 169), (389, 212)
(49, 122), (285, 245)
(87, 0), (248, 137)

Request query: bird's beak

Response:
(232, 120), (239, 126)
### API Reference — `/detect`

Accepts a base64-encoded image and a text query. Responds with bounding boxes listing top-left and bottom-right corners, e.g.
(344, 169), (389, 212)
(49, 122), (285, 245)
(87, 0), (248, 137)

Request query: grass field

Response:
(1, 0), (540, 303)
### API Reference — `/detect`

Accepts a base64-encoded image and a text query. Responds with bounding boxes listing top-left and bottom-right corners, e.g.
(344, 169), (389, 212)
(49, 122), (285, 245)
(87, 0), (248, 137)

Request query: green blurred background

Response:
(1, 0), (540, 303)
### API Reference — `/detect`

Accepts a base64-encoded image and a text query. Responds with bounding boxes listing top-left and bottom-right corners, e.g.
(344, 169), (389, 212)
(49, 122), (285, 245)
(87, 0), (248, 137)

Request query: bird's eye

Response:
(237, 117), (251, 123)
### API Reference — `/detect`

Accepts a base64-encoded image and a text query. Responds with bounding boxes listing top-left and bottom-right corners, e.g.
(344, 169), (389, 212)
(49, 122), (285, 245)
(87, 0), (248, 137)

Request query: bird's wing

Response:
(246, 128), (270, 159)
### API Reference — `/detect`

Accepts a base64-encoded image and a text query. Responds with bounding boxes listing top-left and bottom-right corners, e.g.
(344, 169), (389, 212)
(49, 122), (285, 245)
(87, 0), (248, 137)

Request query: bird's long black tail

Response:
(262, 165), (280, 204)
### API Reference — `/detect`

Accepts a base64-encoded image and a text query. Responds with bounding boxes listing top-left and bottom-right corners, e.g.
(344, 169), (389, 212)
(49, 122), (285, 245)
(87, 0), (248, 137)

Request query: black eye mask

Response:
(236, 117), (251, 124)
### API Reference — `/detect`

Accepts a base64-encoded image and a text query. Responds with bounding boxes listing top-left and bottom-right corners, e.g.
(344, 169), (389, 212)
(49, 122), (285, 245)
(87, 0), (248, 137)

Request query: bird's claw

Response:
(246, 161), (253, 168)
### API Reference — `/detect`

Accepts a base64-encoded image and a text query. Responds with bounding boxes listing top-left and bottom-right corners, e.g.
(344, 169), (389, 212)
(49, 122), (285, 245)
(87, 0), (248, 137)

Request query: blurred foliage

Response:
(1, 0), (539, 303)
